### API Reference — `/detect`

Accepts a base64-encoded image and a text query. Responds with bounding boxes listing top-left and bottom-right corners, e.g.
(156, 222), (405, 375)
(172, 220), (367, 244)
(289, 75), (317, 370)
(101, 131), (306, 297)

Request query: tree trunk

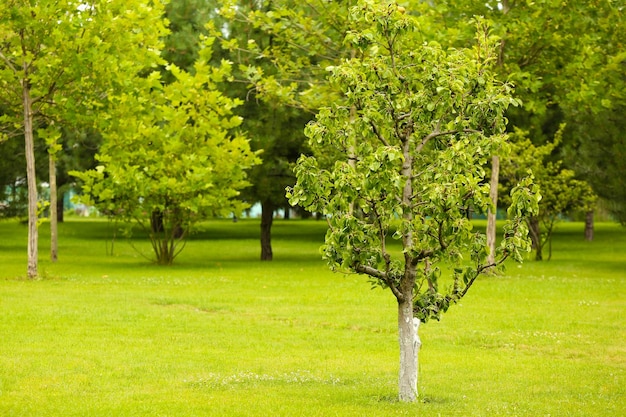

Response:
(584, 210), (594, 241)
(57, 190), (65, 222)
(260, 201), (274, 261)
(172, 206), (184, 239)
(486, 155), (499, 266)
(528, 217), (543, 261)
(151, 209), (164, 233)
(49, 153), (58, 262)
(398, 130), (418, 402)
(398, 298), (420, 402)
(23, 82), (38, 279)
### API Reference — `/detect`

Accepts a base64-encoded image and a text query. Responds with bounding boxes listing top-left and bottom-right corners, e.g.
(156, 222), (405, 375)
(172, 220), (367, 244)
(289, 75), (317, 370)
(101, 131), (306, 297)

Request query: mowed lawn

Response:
(0, 218), (624, 416)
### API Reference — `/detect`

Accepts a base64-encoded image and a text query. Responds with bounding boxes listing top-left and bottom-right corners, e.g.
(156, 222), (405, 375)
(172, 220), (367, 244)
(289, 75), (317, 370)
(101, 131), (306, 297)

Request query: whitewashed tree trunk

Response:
(486, 155), (500, 266)
(398, 299), (420, 402)
(397, 121), (420, 402)
(23, 81), (38, 278)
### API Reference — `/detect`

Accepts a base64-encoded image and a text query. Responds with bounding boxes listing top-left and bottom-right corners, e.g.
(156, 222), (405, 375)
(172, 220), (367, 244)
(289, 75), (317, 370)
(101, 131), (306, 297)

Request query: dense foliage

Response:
(74, 38), (259, 265)
(288, 2), (539, 401)
(0, 0), (167, 276)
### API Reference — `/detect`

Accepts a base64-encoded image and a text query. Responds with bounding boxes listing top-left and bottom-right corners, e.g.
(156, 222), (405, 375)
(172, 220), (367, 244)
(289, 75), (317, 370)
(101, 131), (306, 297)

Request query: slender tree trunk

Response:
(151, 209), (164, 233)
(398, 297), (419, 402)
(49, 153), (58, 262)
(489, 0), (508, 265)
(57, 190), (65, 222)
(398, 134), (419, 402)
(172, 206), (184, 239)
(486, 155), (499, 265)
(23, 82), (38, 278)
(528, 217), (542, 261)
(584, 210), (594, 241)
(547, 231), (553, 261)
(260, 201), (274, 261)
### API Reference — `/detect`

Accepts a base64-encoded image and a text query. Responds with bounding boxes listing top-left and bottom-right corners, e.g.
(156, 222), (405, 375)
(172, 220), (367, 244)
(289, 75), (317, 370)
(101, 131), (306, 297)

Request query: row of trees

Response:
(1, 1), (623, 269)
(0, 0), (623, 402)
(215, 0), (624, 260)
(0, 0), (172, 276)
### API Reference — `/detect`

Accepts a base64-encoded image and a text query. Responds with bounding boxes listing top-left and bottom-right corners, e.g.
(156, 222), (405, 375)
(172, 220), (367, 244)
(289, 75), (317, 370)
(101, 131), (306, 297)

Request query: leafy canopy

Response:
(288, 1), (539, 322)
(73, 37), (260, 264)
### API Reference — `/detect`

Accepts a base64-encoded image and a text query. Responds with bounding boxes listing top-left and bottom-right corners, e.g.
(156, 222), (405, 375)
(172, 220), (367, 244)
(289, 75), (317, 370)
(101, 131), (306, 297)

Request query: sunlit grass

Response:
(0, 218), (624, 416)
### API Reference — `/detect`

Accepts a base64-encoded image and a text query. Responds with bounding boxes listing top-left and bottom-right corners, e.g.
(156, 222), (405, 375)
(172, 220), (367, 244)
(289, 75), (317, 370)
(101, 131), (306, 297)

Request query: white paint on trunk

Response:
(398, 300), (419, 402)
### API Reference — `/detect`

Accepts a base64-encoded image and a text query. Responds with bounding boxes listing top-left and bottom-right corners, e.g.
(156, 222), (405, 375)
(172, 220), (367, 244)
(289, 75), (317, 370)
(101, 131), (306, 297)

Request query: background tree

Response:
(0, 133), (41, 218)
(565, 103), (626, 225)
(427, 0), (626, 246)
(215, 0), (352, 111)
(54, 128), (102, 222)
(147, 0), (309, 261)
(73, 39), (260, 265)
(0, 0), (167, 277)
(162, 0), (215, 73)
(238, 104), (310, 260)
(501, 128), (596, 260)
(288, 3), (539, 402)
(210, 0), (347, 259)
(217, 1), (625, 246)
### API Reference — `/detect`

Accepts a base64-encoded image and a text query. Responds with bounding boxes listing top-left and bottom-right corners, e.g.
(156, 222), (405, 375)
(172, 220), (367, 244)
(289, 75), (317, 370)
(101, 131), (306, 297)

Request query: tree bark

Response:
(398, 132), (418, 402)
(584, 210), (594, 241)
(528, 217), (543, 261)
(486, 155), (500, 266)
(23, 81), (38, 278)
(57, 190), (65, 222)
(398, 298), (419, 402)
(49, 153), (58, 262)
(151, 209), (164, 233)
(260, 201), (274, 261)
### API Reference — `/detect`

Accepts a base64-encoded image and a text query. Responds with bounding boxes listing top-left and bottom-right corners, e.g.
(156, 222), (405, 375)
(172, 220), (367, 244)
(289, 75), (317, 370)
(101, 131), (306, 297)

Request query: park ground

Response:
(0, 218), (624, 416)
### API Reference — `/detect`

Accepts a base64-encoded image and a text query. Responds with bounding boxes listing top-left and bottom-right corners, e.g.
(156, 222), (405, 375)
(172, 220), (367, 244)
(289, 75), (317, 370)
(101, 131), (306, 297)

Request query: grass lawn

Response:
(0, 218), (624, 416)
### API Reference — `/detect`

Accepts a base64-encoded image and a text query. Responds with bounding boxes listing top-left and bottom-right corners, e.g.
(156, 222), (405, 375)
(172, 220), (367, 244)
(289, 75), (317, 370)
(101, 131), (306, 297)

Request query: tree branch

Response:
(369, 120), (390, 146)
(417, 128), (481, 152)
(0, 50), (18, 74)
(460, 213), (532, 298)
(355, 264), (404, 301)
(437, 219), (448, 250)
(32, 73), (61, 105)
(410, 248), (434, 267)
(458, 254), (508, 300)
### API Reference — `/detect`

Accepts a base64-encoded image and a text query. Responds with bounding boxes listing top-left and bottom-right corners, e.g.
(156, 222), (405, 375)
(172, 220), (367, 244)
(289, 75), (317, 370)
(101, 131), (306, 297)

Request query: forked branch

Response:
(354, 264), (404, 301)
(417, 128), (481, 152)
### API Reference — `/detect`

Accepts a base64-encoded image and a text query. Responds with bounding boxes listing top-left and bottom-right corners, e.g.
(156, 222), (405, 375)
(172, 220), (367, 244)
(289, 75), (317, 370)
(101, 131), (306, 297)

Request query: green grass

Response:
(0, 218), (624, 416)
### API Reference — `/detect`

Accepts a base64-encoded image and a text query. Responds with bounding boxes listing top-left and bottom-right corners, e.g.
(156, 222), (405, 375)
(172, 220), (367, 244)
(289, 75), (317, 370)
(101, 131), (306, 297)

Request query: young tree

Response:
(428, 0), (626, 242)
(501, 128), (596, 260)
(566, 103), (626, 225)
(237, 104), (310, 260)
(0, 0), (167, 277)
(212, 0), (342, 260)
(288, 2), (538, 402)
(74, 38), (260, 265)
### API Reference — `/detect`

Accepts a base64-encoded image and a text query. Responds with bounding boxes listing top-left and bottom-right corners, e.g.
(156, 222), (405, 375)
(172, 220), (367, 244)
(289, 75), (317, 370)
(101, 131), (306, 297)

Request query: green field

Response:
(0, 218), (624, 416)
